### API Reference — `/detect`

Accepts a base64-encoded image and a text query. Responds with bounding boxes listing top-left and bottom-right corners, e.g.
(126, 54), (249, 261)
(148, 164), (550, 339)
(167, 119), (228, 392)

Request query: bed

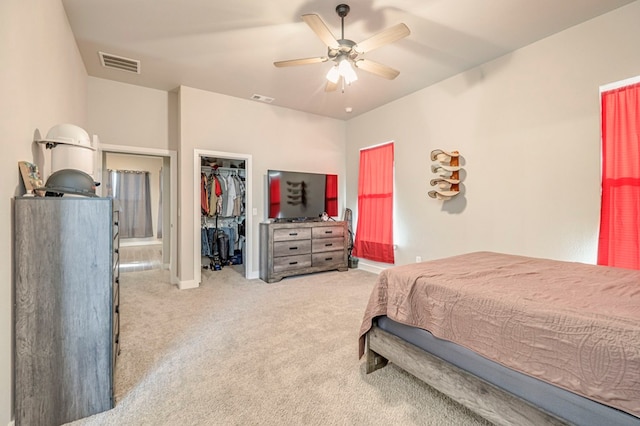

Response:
(358, 252), (640, 426)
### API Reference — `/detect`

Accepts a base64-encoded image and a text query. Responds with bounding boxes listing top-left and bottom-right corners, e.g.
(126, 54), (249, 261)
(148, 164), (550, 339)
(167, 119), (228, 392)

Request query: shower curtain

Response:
(108, 169), (153, 238)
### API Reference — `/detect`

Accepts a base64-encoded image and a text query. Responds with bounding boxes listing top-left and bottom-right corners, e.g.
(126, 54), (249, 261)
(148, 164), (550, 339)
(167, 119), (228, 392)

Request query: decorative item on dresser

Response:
(14, 196), (120, 426)
(259, 220), (348, 283)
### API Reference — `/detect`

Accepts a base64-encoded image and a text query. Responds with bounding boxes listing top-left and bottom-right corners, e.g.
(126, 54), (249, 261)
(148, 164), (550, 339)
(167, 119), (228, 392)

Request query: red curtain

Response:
(325, 174), (338, 216)
(269, 175), (280, 218)
(598, 82), (640, 269)
(353, 143), (394, 263)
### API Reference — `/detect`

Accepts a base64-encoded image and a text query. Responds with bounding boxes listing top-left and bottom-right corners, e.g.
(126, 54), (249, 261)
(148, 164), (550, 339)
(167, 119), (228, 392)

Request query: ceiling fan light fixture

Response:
(276, 4), (409, 92)
(326, 66), (340, 84)
(338, 59), (358, 84)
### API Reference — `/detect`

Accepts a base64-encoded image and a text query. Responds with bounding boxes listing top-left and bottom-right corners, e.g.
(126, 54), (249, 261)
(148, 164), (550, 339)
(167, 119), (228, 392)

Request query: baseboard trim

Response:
(356, 261), (386, 275)
(178, 279), (199, 290)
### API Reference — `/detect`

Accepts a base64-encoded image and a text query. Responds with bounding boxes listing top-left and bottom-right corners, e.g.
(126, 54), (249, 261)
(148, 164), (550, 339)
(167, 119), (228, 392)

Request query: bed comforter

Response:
(359, 251), (640, 418)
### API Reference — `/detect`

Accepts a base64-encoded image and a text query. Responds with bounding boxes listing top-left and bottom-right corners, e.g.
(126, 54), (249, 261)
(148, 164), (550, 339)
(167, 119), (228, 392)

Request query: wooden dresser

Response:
(14, 197), (119, 425)
(259, 220), (349, 283)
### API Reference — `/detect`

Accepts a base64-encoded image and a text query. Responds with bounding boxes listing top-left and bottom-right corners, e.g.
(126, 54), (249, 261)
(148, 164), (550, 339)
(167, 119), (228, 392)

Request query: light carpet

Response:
(67, 266), (491, 426)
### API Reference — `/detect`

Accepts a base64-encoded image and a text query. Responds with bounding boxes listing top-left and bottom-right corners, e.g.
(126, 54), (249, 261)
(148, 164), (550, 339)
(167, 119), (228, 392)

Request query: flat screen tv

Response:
(267, 169), (338, 220)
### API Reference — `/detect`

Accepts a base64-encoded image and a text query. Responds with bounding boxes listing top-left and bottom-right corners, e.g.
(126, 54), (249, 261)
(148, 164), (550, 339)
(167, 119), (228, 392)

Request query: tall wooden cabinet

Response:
(14, 197), (120, 426)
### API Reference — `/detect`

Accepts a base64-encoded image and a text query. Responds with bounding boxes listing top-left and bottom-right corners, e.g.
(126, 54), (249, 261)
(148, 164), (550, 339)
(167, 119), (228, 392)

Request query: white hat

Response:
(431, 164), (460, 174)
(430, 178), (460, 186)
(37, 124), (95, 151)
(428, 190), (459, 200)
(430, 149), (459, 161)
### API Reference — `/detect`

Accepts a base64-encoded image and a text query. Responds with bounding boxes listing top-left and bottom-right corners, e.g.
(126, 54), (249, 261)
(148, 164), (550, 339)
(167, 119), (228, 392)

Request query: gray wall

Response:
(0, 0), (88, 423)
(346, 1), (640, 269)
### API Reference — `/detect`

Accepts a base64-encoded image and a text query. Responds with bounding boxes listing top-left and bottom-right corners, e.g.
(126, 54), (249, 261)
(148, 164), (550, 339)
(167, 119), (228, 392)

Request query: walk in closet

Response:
(200, 156), (246, 273)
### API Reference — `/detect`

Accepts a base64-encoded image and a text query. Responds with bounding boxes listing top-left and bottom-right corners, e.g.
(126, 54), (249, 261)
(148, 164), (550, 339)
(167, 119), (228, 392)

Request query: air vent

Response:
(99, 52), (140, 74)
(251, 94), (274, 104)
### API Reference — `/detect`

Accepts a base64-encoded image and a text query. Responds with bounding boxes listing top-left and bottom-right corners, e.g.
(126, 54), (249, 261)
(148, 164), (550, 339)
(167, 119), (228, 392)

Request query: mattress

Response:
(376, 316), (640, 426)
(359, 251), (640, 419)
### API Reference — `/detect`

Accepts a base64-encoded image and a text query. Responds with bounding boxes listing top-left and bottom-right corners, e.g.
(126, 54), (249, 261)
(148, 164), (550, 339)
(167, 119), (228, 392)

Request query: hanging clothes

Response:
(217, 173), (227, 215)
(207, 173), (220, 217)
(201, 173), (209, 216)
(224, 173), (236, 217)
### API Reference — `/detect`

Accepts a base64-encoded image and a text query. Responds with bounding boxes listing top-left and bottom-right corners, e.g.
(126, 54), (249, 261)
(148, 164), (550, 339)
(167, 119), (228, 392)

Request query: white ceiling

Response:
(62, 0), (636, 120)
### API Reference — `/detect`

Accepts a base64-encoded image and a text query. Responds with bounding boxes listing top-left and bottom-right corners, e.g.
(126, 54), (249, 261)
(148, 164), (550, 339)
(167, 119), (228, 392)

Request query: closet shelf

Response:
(201, 165), (245, 174)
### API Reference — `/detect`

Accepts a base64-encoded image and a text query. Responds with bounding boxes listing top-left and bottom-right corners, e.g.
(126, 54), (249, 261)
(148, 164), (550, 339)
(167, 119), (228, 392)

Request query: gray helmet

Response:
(37, 169), (99, 197)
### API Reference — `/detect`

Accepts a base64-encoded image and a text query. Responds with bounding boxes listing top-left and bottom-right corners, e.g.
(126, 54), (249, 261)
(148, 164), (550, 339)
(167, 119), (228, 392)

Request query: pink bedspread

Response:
(359, 252), (640, 418)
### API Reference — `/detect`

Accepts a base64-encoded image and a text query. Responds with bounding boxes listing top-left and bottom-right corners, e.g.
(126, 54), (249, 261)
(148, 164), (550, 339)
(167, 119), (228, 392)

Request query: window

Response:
(598, 79), (640, 269)
(353, 142), (394, 263)
(108, 169), (153, 238)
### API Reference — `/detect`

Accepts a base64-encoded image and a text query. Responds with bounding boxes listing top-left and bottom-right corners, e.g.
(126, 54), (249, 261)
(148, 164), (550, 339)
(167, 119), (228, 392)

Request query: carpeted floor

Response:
(67, 266), (492, 425)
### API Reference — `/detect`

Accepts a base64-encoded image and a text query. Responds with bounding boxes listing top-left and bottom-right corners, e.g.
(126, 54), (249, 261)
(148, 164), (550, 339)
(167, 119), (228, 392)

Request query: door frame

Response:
(194, 149), (253, 284)
(100, 143), (178, 285)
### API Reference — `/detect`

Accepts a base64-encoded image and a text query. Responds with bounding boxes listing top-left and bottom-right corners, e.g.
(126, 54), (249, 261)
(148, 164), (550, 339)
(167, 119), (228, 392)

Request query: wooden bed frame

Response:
(365, 325), (569, 426)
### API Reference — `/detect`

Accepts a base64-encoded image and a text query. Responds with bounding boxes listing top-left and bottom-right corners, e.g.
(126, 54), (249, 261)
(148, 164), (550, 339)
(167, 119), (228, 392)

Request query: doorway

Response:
(100, 144), (178, 284)
(194, 149), (253, 285)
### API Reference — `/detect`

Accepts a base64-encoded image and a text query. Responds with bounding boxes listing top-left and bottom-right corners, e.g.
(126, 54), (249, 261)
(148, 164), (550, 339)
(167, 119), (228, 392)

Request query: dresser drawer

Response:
(112, 313), (120, 371)
(274, 239), (311, 257)
(273, 227), (311, 241)
(273, 254), (312, 272)
(312, 237), (344, 253)
(312, 251), (344, 268)
(112, 210), (119, 238)
(113, 276), (119, 306)
(312, 226), (344, 239)
(113, 247), (119, 271)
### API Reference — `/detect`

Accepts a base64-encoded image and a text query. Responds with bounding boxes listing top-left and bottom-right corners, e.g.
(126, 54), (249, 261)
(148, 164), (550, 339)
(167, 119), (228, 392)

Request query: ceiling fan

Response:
(274, 4), (410, 92)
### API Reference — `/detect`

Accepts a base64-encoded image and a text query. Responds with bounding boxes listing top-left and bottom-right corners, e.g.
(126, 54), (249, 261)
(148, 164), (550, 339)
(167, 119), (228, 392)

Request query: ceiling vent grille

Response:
(99, 51), (141, 74)
(251, 94), (274, 104)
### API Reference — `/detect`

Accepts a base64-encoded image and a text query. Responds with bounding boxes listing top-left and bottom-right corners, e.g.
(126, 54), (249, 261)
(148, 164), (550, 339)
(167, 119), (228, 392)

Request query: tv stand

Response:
(274, 217), (323, 223)
(259, 221), (348, 283)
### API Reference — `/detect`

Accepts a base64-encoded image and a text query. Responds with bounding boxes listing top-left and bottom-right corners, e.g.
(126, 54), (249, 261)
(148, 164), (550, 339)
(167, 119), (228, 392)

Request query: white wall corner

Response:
(178, 279), (199, 290)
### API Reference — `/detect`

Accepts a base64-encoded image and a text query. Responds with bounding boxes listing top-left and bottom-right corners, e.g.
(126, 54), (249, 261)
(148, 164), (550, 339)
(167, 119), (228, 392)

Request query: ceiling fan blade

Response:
(354, 23), (410, 53)
(274, 57), (328, 67)
(325, 77), (339, 92)
(354, 59), (400, 80)
(302, 14), (339, 49)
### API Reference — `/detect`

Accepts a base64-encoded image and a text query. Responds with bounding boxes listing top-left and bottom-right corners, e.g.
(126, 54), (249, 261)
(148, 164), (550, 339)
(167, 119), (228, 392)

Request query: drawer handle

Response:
(324, 230), (333, 234)
(289, 261), (298, 265)
(325, 257), (333, 261)
(114, 221), (119, 226)
(325, 243), (333, 247)
(289, 246), (298, 250)
(114, 248), (119, 254)
(289, 232), (298, 236)
(115, 278), (119, 284)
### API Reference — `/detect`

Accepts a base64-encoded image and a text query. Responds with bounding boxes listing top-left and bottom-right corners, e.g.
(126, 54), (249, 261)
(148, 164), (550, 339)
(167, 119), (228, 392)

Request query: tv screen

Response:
(268, 170), (338, 220)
